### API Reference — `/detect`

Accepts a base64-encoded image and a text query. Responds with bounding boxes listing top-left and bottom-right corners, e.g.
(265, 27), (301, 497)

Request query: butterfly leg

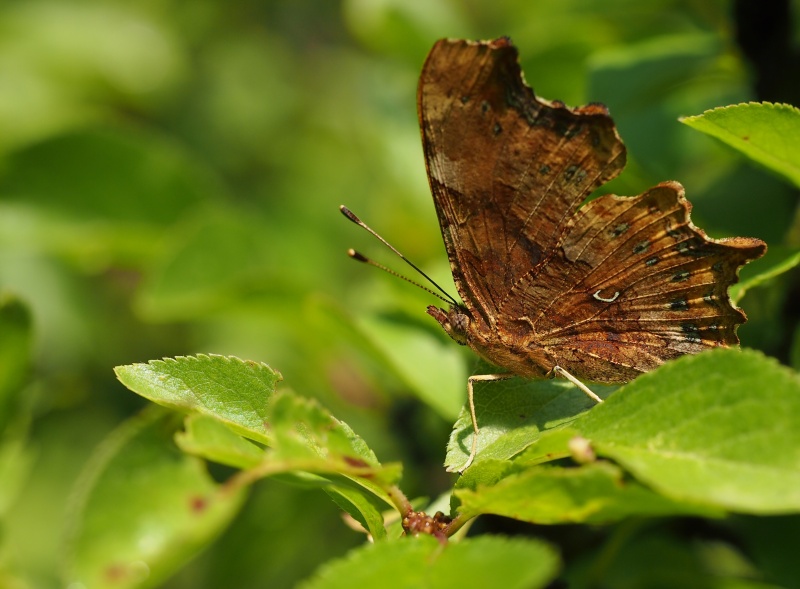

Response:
(453, 373), (514, 473)
(550, 366), (604, 404)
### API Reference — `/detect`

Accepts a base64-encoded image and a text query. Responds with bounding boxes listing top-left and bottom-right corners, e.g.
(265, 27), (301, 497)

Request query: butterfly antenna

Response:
(340, 205), (459, 307)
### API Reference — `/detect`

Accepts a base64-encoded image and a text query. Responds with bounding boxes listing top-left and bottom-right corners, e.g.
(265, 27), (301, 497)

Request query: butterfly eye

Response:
(449, 308), (471, 340)
(427, 305), (469, 346)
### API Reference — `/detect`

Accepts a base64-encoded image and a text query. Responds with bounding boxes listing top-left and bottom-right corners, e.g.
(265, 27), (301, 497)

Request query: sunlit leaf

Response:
(681, 102), (800, 188)
(573, 348), (800, 513)
(299, 534), (559, 589)
(446, 378), (617, 471)
(454, 460), (719, 524)
(115, 355), (281, 444)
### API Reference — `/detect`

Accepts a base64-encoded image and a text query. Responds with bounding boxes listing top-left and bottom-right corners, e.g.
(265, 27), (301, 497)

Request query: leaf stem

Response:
(384, 484), (414, 515)
(443, 512), (471, 536)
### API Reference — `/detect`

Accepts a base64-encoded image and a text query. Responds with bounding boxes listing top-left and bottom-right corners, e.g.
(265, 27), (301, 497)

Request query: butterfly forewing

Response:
(418, 38), (627, 327)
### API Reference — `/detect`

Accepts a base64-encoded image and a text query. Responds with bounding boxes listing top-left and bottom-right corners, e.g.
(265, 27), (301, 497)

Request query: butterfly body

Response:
(428, 304), (555, 380)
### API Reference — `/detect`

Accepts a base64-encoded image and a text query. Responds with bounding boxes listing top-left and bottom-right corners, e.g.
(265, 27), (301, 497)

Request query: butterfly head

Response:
(427, 304), (470, 346)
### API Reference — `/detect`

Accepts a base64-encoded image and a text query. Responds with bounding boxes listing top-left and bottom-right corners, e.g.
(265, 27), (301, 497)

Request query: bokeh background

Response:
(1, 1), (799, 587)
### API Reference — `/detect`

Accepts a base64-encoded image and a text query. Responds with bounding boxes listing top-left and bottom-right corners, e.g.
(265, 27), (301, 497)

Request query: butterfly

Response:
(346, 37), (766, 472)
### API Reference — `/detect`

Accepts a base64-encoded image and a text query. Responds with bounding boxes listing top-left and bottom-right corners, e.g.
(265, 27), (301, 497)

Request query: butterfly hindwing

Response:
(502, 181), (766, 380)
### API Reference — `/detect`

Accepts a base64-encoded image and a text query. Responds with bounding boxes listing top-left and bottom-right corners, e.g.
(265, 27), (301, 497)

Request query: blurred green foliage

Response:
(1, 1), (799, 588)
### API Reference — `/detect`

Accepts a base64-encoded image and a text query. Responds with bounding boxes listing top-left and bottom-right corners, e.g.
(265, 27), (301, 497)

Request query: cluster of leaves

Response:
(67, 340), (800, 588)
(2, 1), (800, 588)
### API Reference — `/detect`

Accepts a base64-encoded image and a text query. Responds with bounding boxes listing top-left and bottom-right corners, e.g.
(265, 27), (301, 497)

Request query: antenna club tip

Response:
(347, 249), (369, 262)
(340, 205), (360, 223)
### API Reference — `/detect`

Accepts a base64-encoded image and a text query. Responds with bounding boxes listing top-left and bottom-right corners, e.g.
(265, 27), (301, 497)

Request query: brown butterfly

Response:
(346, 37), (766, 472)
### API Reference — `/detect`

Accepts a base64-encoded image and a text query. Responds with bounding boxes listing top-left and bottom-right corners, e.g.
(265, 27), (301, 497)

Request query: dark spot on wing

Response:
(671, 271), (690, 282)
(669, 298), (689, 311)
(611, 223), (630, 237)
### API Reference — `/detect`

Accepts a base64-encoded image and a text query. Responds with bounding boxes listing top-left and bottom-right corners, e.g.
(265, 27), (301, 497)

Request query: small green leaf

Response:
(136, 214), (274, 321)
(114, 355), (281, 444)
(681, 102), (800, 188)
(299, 535), (559, 589)
(0, 295), (34, 517)
(175, 414), (264, 469)
(356, 313), (466, 421)
(730, 245), (800, 303)
(0, 435), (33, 519)
(573, 348), (800, 513)
(63, 408), (246, 589)
(208, 390), (401, 533)
(0, 127), (210, 225)
(454, 461), (718, 524)
(325, 485), (389, 542)
(118, 357), (402, 530)
(268, 392), (377, 465)
(446, 378), (618, 471)
(0, 294), (32, 430)
(265, 392), (402, 487)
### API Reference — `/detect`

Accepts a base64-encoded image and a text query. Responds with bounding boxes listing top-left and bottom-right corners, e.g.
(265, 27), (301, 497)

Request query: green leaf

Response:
(446, 378), (618, 471)
(207, 390), (401, 538)
(175, 414), (264, 469)
(0, 125), (217, 270)
(0, 435), (33, 519)
(681, 102), (800, 188)
(730, 245), (800, 304)
(356, 312), (466, 421)
(589, 32), (745, 181)
(324, 485), (390, 542)
(573, 348), (800, 513)
(454, 461), (719, 524)
(299, 535), (559, 589)
(265, 391), (402, 486)
(118, 357), (401, 533)
(0, 294), (34, 517)
(0, 127), (211, 225)
(114, 355), (281, 444)
(0, 293), (32, 430)
(136, 213), (275, 321)
(267, 392), (374, 462)
(63, 408), (246, 589)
